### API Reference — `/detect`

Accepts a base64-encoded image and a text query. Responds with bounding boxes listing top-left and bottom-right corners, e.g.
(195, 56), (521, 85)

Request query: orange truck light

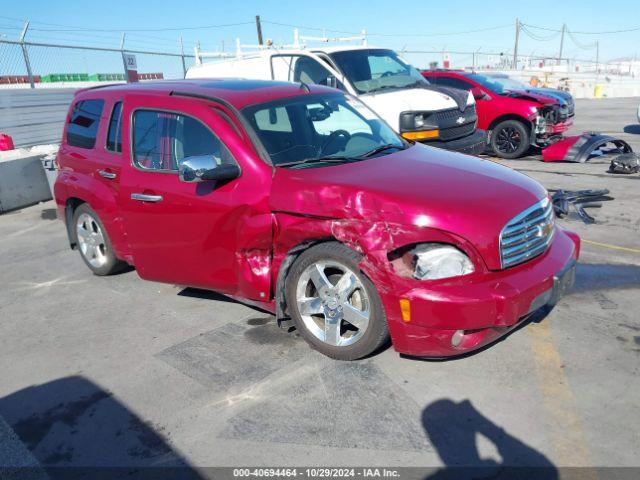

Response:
(401, 130), (439, 141)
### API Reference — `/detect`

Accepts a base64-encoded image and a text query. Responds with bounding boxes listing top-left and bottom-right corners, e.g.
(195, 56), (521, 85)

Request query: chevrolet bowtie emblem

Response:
(456, 117), (465, 124)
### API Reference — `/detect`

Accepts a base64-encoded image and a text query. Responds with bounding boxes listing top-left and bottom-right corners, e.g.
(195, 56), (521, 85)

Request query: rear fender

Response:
(542, 133), (633, 163)
(57, 172), (129, 260)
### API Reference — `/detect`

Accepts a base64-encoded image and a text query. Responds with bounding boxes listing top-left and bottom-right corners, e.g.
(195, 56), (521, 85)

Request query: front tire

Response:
(72, 204), (126, 276)
(285, 242), (389, 360)
(490, 120), (530, 159)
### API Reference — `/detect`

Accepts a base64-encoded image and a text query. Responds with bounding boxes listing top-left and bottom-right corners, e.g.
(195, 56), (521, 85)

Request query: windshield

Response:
(467, 73), (527, 94)
(242, 92), (405, 168)
(328, 49), (428, 94)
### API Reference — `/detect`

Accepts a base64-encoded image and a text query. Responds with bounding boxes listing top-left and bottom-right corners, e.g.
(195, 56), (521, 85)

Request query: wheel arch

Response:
(64, 197), (86, 249)
(274, 237), (345, 329)
(488, 114), (532, 134)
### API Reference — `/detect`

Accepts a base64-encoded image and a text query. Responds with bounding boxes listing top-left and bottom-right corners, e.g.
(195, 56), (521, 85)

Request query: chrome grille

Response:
(500, 197), (555, 268)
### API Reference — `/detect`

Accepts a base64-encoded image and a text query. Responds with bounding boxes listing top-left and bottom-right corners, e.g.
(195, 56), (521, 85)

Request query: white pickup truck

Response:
(186, 46), (487, 154)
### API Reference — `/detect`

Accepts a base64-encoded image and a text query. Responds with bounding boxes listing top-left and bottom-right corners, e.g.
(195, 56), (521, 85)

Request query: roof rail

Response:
(194, 28), (368, 65)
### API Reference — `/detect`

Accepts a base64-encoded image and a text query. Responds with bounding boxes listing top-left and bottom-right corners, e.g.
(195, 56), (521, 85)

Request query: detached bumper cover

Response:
(421, 129), (487, 155)
(542, 133), (633, 162)
(380, 226), (580, 357)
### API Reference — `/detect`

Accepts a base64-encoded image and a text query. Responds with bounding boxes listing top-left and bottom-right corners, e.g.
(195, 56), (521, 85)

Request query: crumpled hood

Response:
(504, 90), (558, 106)
(271, 144), (547, 270)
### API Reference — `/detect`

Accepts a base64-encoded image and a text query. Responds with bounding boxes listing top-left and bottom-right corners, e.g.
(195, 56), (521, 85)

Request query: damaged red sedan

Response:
(54, 79), (580, 360)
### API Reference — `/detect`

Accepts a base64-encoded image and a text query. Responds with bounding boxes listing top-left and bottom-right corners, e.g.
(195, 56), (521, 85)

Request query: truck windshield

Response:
(467, 73), (527, 94)
(242, 92), (406, 168)
(328, 49), (428, 94)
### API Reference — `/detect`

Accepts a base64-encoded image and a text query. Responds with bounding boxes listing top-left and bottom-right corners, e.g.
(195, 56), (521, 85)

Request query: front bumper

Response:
(536, 118), (573, 144)
(380, 226), (580, 358)
(420, 129), (487, 155)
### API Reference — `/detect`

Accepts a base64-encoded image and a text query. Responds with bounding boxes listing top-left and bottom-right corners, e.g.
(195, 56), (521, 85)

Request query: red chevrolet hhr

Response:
(54, 79), (579, 360)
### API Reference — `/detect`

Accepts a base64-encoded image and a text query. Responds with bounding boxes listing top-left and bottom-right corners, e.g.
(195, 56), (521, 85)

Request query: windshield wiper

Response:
(277, 155), (354, 168)
(356, 144), (403, 159)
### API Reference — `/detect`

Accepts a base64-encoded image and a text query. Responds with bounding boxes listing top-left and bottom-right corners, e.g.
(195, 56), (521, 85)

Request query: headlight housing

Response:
(390, 243), (475, 280)
(413, 244), (475, 280)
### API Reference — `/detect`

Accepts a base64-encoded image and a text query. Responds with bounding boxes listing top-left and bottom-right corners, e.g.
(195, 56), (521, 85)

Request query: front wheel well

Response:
(274, 237), (338, 328)
(488, 114), (532, 136)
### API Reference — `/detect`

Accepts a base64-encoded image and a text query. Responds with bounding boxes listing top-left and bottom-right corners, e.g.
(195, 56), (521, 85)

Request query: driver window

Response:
(132, 110), (235, 171)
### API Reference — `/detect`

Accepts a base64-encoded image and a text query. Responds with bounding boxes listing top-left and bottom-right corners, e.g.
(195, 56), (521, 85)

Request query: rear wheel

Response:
(72, 204), (126, 276)
(490, 120), (530, 159)
(285, 242), (389, 360)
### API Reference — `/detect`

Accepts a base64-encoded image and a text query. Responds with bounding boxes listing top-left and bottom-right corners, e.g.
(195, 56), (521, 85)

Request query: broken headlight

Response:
(412, 244), (475, 280)
(534, 114), (546, 134)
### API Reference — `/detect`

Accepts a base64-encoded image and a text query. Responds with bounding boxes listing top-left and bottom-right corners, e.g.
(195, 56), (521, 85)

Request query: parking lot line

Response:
(528, 321), (595, 471)
(582, 239), (640, 254)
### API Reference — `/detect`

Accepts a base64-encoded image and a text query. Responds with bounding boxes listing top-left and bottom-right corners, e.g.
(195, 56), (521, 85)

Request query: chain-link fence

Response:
(0, 38), (195, 88)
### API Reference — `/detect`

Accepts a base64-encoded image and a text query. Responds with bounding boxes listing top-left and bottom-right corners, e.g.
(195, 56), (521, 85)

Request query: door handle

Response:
(131, 193), (163, 202)
(98, 169), (117, 179)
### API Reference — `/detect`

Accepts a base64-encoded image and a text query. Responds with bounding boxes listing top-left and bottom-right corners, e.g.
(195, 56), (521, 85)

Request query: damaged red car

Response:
(54, 79), (580, 360)
(422, 70), (573, 159)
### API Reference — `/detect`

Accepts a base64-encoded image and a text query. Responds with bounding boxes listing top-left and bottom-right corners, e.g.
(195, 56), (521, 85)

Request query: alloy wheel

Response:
(76, 213), (108, 268)
(495, 126), (522, 154)
(295, 261), (370, 347)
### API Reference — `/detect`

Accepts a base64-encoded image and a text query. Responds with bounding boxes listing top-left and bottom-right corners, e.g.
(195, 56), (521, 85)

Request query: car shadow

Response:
(0, 376), (203, 480)
(422, 399), (558, 479)
(623, 124), (640, 134)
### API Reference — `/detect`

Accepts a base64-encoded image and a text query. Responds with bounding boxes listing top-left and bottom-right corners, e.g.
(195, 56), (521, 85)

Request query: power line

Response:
(0, 15), (253, 33)
(523, 22), (640, 35)
(261, 19), (512, 37)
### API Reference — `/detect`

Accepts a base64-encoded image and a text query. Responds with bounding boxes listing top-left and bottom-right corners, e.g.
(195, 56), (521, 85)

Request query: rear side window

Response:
(437, 76), (474, 91)
(132, 110), (234, 171)
(106, 101), (123, 152)
(66, 99), (105, 149)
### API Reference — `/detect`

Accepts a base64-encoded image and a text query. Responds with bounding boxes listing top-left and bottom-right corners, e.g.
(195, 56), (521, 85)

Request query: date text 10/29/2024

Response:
(233, 469), (400, 478)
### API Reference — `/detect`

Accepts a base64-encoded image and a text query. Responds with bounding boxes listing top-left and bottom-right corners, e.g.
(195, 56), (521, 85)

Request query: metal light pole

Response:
(20, 22), (35, 88)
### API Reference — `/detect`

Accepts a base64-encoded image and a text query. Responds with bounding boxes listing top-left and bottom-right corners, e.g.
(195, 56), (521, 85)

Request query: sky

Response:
(1, 0), (639, 72)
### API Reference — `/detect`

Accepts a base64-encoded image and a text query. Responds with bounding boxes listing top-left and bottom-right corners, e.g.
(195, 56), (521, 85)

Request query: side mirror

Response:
(327, 75), (338, 89)
(471, 87), (488, 100)
(178, 155), (240, 183)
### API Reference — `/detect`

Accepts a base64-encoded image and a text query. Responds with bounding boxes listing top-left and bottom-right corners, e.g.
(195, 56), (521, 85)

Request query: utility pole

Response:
(596, 40), (600, 73)
(179, 36), (186, 78)
(558, 23), (566, 65)
(513, 18), (520, 70)
(255, 15), (263, 46)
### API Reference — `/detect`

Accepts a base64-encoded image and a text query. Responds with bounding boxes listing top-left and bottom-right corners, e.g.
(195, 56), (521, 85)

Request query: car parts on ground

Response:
(542, 133), (633, 163)
(551, 189), (614, 224)
(609, 152), (640, 174)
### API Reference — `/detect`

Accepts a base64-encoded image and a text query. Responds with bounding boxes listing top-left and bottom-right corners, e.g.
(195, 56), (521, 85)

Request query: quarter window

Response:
(66, 99), (105, 149)
(106, 101), (123, 152)
(132, 110), (234, 171)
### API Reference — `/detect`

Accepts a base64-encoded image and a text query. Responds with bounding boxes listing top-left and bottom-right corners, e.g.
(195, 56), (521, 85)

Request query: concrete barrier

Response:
(0, 155), (53, 213)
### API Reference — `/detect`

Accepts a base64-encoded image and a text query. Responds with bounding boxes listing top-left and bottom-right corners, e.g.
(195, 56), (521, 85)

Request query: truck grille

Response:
(439, 122), (476, 141)
(500, 197), (555, 268)
(434, 105), (477, 141)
